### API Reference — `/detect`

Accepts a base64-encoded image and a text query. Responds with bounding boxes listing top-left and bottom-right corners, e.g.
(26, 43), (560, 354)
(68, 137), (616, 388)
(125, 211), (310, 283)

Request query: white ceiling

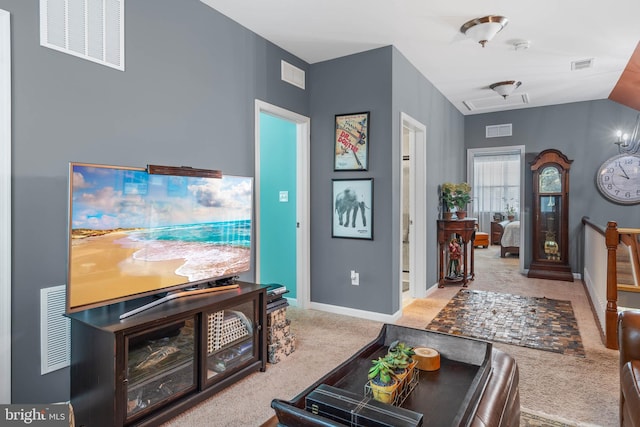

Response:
(200, 0), (640, 115)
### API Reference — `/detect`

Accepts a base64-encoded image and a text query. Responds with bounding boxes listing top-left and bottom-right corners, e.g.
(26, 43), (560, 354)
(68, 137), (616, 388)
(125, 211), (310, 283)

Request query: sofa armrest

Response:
(471, 349), (520, 427)
(621, 361), (640, 427)
(618, 310), (640, 369)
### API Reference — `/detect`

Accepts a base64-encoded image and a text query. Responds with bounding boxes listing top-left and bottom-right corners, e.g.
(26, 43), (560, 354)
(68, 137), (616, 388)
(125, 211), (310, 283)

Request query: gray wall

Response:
(4, 0), (309, 403)
(391, 49), (465, 304)
(465, 99), (640, 273)
(308, 47), (465, 314)
(309, 47), (394, 313)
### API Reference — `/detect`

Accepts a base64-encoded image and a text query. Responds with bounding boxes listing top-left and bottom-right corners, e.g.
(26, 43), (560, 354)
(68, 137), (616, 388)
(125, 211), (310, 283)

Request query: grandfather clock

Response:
(528, 149), (574, 281)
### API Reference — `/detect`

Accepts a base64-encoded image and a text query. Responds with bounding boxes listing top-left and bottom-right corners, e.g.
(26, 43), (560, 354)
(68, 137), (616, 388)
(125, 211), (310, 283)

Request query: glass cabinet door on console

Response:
(202, 297), (260, 388)
(123, 315), (197, 424)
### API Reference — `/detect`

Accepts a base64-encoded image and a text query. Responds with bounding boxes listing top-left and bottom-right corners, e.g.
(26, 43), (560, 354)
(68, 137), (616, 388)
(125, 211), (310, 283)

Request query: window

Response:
(472, 153), (520, 224)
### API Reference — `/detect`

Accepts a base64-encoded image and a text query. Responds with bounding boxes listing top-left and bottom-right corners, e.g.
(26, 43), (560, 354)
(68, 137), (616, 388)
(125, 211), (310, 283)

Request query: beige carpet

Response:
(400, 246), (619, 427)
(520, 408), (601, 427)
(163, 245), (619, 427)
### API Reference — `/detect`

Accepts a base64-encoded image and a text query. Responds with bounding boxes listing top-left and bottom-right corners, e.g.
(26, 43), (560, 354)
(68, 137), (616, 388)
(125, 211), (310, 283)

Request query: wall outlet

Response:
(351, 270), (359, 286)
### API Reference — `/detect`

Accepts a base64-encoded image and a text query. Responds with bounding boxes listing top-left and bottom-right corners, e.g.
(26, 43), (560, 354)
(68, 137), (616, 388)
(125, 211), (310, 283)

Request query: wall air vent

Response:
(463, 93), (530, 112)
(486, 124), (513, 138)
(40, 285), (70, 374)
(281, 60), (305, 90)
(40, 0), (125, 71)
(571, 58), (594, 71)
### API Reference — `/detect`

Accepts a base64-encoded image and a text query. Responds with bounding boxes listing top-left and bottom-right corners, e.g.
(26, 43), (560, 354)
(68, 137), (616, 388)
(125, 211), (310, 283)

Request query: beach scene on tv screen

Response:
(69, 164), (253, 310)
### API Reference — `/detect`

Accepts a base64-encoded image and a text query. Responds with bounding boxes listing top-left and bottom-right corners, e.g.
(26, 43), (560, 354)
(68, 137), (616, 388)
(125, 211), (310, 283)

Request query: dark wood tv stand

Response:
(67, 282), (266, 427)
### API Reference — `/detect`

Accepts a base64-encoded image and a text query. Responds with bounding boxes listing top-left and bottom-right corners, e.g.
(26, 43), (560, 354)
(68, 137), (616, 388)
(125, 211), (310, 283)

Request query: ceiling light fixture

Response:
(614, 114), (640, 154)
(490, 80), (522, 99)
(460, 15), (509, 47)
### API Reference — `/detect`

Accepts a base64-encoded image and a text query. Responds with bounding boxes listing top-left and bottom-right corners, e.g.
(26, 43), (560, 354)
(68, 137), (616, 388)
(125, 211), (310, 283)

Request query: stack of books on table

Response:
(264, 284), (289, 313)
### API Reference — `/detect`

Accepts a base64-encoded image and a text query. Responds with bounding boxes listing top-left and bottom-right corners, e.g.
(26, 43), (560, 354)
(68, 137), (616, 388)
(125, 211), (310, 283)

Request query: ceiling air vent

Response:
(281, 60), (305, 90)
(486, 124), (513, 138)
(571, 58), (594, 71)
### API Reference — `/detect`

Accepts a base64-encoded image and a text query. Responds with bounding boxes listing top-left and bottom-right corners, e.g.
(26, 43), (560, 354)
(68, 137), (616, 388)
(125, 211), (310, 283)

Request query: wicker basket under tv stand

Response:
(67, 282), (266, 427)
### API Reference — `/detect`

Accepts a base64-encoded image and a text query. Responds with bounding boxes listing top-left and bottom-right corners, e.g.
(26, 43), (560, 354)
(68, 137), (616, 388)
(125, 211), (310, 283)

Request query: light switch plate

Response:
(279, 191), (289, 202)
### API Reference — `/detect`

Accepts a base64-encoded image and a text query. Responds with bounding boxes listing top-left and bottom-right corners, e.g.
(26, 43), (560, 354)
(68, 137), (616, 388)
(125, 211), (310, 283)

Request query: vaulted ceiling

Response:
(201, 0), (640, 115)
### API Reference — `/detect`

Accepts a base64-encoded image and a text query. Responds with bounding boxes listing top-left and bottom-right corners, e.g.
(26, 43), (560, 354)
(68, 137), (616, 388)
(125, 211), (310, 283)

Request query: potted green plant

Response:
(384, 352), (409, 387)
(441, 182), (457, 219)
(504, 199), (518, 221)
(368, 356), (398, 404)
(389, 341), (416, 385)
(453, 182), (472, 218)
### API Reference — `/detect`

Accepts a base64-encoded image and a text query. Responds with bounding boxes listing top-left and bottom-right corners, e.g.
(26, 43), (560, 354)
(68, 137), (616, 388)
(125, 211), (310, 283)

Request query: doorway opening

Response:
(254, 100), (310, 308)
(467, 145), (526, 273)
(400, 113), (427, 306)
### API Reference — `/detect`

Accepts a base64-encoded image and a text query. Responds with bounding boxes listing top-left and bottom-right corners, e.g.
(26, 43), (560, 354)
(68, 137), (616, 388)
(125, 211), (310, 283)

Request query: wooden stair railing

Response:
(605, 221), (619, 349)
(605, 221), (640, 349)
(618, 233), (640, 291)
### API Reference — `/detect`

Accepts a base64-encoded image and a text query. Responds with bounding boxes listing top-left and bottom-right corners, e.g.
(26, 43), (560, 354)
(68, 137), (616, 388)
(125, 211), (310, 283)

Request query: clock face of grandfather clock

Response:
(596, 154), (640, 205)
(528, 149), (574, 282)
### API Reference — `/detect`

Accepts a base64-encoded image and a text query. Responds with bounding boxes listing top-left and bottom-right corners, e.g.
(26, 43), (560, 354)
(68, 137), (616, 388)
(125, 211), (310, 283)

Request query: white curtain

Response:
(472, 154), (520, 232)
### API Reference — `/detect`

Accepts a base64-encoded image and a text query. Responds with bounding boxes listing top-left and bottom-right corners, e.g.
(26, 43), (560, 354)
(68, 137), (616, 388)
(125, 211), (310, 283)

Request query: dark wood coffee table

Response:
(268, 324), (493, 427)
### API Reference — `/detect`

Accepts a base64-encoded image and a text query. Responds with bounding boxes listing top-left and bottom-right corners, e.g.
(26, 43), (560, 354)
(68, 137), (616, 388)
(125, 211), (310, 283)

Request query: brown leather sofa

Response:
(263, 348), (520, 427)
(618, 310), (640, 427)
(471, 348), (520, 427)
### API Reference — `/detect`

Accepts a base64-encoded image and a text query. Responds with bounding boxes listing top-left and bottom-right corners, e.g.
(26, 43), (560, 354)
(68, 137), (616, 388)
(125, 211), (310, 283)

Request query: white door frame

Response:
(400, 113), (427, 300)
(254, 100), (310, 308)
(467, 145), (526, 273)
(0, 8), (11, 404)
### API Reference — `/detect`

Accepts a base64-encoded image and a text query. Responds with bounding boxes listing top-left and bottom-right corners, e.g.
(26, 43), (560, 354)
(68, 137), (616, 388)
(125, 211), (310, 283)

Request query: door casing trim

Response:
(254, 100), (311, 308)
(400, 112), (427, 302)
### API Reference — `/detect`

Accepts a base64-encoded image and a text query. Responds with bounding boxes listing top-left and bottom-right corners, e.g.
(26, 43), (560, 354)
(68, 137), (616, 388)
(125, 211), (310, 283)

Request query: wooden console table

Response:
(68, 282), (266, 427)
(437, 218), (476, 287)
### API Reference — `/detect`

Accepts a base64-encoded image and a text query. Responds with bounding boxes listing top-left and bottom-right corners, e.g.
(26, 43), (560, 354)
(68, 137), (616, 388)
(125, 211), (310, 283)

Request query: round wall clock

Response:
(596, 153), (640, 204)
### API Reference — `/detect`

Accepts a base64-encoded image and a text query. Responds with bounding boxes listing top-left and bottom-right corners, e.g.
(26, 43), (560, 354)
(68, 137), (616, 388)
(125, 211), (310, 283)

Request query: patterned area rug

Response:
(426, 290), (586, 357)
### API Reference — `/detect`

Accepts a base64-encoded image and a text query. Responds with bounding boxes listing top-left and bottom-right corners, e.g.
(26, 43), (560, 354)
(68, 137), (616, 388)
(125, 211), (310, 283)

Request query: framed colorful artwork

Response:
(334, 112), (369, 171)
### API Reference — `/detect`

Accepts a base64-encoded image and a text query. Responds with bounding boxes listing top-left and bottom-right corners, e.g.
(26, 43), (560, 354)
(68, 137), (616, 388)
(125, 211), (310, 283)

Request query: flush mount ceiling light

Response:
(490, 80), (522, 99)
(460, 15), (509, 47)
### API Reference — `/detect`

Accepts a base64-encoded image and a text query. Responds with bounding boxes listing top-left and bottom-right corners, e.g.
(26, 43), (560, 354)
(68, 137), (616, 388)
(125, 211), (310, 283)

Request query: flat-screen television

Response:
(66, 162), (253, 313)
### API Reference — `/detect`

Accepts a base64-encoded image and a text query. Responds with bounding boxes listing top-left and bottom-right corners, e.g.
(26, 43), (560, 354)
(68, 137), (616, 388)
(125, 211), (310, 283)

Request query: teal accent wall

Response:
(259, 113), (297, 299)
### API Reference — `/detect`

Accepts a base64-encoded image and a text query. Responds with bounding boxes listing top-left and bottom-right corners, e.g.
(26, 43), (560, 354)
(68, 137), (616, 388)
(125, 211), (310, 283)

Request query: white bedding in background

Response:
(501, 221), (520, 247)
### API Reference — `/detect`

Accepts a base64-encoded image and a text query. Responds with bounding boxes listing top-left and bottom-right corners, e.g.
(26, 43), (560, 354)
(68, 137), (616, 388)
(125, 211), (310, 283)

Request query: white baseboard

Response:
(308, 301), (402, 324)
